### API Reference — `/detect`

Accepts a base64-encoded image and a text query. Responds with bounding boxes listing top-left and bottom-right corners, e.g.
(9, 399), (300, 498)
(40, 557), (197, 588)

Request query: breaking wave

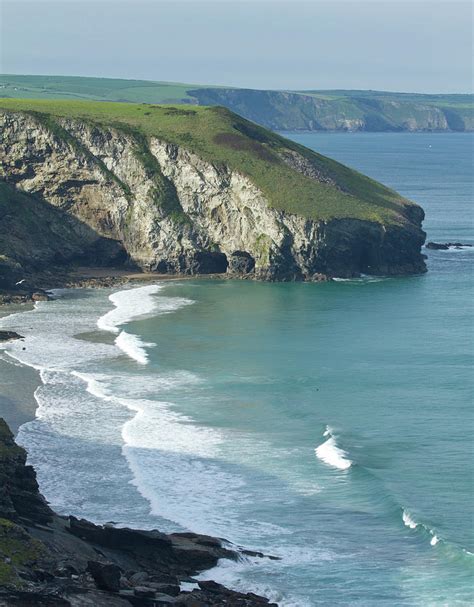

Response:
(96, 283), (193, 364)
(402, 509), (442, 548)
(315, 426), (352, 470)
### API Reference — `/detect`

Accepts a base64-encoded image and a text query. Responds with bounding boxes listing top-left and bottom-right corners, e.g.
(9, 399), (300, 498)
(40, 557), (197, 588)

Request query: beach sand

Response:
(0, 303), (40, 434)
(0, 269), (222, 434)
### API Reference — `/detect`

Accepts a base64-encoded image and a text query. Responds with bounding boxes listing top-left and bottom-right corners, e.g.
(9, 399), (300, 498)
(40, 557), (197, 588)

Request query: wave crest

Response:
(315, 426), (352, 470)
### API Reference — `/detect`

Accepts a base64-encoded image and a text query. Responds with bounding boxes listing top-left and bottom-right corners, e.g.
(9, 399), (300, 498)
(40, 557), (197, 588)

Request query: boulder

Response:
(87, 560), (121, 592)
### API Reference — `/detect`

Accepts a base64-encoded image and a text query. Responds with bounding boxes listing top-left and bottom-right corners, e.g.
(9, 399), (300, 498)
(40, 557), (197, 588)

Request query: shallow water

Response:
(1, 133), (472, 606)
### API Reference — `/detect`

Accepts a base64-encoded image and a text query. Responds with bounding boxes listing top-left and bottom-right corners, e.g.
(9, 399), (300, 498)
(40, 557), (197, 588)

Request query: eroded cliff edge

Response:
(0, 101), (426, 287)
(0, 417), (275, 606)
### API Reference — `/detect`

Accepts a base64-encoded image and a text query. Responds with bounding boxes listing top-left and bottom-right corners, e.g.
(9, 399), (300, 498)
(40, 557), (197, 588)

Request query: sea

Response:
(1, 132), (472, 606)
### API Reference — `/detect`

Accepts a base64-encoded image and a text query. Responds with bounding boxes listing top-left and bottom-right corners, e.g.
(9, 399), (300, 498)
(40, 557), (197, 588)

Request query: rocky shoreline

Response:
(0, 268), (184, 306)
(0, 418), (276, 606)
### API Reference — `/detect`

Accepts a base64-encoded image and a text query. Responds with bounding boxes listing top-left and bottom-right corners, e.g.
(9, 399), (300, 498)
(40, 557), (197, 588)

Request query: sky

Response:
(1, 0), (472, 93)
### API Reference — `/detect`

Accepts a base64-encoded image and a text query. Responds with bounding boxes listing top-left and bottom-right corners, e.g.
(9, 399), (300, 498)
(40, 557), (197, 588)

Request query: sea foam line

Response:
(315, 426), (352, 470)
(96, 283), (194, 365)
(402, 509), (441, 547)
(97, 284), (164, 333)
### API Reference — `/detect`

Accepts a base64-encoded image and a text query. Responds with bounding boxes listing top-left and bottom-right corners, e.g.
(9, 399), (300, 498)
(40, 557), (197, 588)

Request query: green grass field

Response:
(0, 74), (204, 103)
(0, 98), (414, 225)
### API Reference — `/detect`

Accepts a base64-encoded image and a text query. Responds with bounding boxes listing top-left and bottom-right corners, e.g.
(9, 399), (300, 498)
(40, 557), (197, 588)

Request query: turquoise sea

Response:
(1, 133), (472, 606)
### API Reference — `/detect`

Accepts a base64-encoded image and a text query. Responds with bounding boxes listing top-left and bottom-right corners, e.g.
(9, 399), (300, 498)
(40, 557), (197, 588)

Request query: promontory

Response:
(0, 99), (426, 289)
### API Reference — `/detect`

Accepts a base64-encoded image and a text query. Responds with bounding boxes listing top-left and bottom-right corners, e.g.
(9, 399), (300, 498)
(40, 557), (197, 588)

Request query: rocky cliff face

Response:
(190, 88), (473, 132)
(0, 109), (426, 283)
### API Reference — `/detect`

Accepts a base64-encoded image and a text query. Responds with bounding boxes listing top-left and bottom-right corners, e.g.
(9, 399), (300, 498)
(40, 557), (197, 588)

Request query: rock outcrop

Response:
(0, 418), (275, 606)
(425, 241), (473, 250)
(0, 105), (426, 285)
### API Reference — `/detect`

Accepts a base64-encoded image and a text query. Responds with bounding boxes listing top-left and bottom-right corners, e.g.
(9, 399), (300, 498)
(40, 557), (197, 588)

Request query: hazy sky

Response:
(1, 0), (472, 93)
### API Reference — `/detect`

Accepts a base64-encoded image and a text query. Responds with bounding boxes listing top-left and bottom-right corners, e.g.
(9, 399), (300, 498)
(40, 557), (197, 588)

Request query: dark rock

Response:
(0, 590), (71, 606)
(198, 580), (227, 593)
(228, 251), (255, 274)
(0, 418), (54, 524)
(129, 571), (149, 585)
(158, 598), (179, 606)
(0, 256), (23, 290)
(32, 291), (50, 302)
(133, 586), (156, 598)
(87, 560), (121, 592)
(148, 582), (180, 596)
(0, 330), (24, 342)
(0, 417), (273, 607)
(426, 241), (473, 250)
(426, 241), (449, 250)
(240, 548), (280, 560)
(310, 273), (331, 282)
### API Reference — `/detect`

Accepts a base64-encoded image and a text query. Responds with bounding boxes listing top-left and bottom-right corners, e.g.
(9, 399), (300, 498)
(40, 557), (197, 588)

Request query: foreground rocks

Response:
(0, 419), (276, 606)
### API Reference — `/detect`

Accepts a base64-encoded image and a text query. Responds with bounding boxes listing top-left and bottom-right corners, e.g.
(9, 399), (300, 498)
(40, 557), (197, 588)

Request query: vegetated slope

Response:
(0, 99), (426, 283)
(1, 74), (472, 131)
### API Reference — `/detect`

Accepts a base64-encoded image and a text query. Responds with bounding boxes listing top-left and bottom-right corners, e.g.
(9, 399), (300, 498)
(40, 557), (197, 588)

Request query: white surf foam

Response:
(333, 275), (387, 284)
(115, 331), (155, 365)
(97, 284), (163, 333)
(315, 426), (352, 470)
(198, 554), (315, 607)
(402, 510), (418, 529)
(401, 509), (443, 548)
(97, 283), (194, 364)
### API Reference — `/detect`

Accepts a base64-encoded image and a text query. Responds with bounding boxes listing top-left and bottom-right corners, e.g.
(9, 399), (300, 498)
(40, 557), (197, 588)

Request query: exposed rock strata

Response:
(0, 110), (426, 285)
(189, 88), (473, 132)
(0, 418), (275, 606)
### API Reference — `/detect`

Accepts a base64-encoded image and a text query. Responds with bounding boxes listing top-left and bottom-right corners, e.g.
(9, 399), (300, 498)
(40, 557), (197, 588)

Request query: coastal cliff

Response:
(0, 100), (426, 289)
(0, 417), (275, 606)
(1, 75), (472, 132)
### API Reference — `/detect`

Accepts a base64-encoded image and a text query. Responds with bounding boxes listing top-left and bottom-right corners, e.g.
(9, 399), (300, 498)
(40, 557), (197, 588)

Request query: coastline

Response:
(0, 273), (171, 435)
(0, 303), (39, 434)
(0, 266), (228, 306)
(0, 281), (279, 606)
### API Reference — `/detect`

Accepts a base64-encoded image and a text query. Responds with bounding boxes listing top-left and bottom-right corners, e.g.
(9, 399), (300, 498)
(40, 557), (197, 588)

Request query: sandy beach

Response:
(0, 269), (208, 434)
(0, 303), (40, 434)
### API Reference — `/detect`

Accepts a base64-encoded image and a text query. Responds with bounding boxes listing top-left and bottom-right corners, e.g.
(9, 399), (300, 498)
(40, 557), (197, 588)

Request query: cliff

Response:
(189, 89), (474, 133)
(0, 99), (426, 287)
(1, 74), (472, 132)
(0, 417), (275, 606)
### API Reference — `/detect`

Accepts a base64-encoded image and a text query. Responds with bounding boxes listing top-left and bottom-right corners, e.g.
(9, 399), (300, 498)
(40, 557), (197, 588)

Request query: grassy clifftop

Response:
(0, 98), (415, 225)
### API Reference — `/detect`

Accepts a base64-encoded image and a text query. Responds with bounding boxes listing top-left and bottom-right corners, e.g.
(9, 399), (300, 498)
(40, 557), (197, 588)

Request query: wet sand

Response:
(0, 303), (39, 434)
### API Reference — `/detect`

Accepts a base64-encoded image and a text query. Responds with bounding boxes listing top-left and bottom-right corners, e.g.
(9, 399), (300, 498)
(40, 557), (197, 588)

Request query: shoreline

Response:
(0, 266), (229, 306)
(0, 302), (40, 434)
(0, 274), (180, 434)
(0, 278), (279, 605)
(0, 272), (223, 434)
